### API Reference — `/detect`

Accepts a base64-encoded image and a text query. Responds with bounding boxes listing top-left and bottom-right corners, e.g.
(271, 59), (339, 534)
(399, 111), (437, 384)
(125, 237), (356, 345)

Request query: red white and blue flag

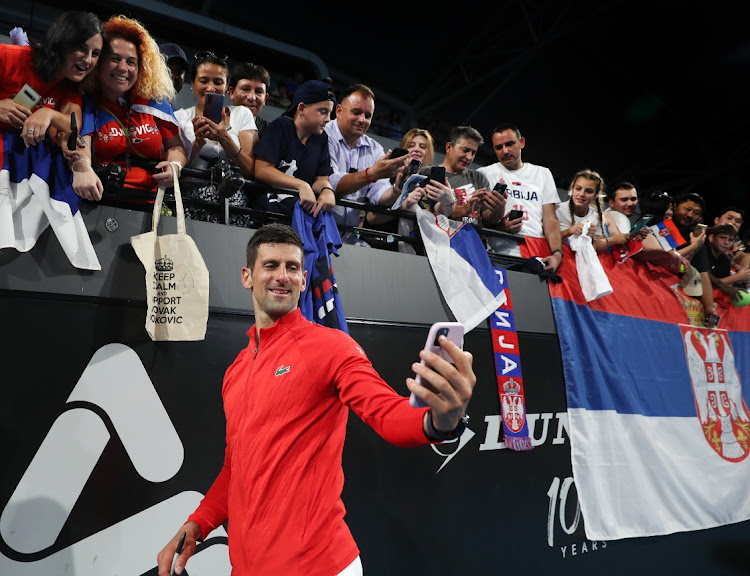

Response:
(649, 218), (686, 251)
(0, 132), (100, 270)
(523, 237), (750, 540)
(415, 206), (506, 332)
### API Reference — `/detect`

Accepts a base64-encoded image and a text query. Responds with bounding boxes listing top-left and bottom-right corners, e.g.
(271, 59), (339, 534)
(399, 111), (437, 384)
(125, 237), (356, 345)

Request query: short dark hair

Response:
(229, 62), (271, 89)
(339, 83), (375, 103)
(715, 206), (745, 220)
(246, 223), (304, 268)
(607, 181), (636, 202)
(447, 125), (483, 147)
(492, 123), (522, 140)
(32, 11), (103, 83)
(673, 192), (706, 214)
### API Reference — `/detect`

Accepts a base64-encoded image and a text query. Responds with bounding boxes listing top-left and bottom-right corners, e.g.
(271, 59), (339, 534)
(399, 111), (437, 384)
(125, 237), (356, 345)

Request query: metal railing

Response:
(96, 160), (529, 270)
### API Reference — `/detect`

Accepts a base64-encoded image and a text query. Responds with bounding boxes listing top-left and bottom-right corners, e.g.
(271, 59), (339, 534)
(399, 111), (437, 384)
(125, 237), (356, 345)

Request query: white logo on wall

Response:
(0, 344), (231, 575)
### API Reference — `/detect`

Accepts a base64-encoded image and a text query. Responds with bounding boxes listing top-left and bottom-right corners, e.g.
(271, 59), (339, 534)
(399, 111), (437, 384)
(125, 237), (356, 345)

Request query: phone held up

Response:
(508, 209), (524, 221)
(493, 182), (507, 195)
(427, 165), (446, 185)
(202, 92), (224, 124)
(629, 214), (653, 235)
(13, 83), (42, 110)
(405, 158), (422, 178)
(409, 322), (465, 408)
(390, 147), (409, 159)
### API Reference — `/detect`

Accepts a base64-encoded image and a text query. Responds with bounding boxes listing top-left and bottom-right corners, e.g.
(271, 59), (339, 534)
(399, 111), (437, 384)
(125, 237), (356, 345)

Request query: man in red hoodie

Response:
(157, 223), (475, 576)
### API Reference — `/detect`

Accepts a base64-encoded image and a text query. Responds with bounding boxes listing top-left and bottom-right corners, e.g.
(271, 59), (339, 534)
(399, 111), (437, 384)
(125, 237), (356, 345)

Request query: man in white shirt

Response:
(606, 182), (639, 233)
(477, 123), (563, 272)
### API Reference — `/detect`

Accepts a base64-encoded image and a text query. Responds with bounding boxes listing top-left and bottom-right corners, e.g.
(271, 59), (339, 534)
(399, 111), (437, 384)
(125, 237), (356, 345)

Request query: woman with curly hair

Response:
(71, 15), (186, 201)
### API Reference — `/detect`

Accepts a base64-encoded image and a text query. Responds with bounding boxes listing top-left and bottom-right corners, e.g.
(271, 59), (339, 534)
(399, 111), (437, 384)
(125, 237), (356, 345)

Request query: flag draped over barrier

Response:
(292, 203), (349, 334)
(522, 237), (750, 540)
(415, 207), (506, 332)
(0, 133), (100, 270)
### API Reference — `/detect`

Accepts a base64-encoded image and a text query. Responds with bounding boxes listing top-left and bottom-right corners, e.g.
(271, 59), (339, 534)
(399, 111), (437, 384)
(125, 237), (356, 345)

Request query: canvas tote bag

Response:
(131, 164), (209, 340)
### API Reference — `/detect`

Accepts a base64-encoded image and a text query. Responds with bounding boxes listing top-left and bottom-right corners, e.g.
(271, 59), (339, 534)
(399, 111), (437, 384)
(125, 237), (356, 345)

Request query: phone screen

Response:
(203, 93), (224, 124)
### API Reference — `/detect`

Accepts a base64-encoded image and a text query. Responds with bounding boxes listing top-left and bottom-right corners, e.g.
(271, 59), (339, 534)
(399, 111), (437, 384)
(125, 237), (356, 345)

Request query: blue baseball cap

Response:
(283, 80), (336, 117)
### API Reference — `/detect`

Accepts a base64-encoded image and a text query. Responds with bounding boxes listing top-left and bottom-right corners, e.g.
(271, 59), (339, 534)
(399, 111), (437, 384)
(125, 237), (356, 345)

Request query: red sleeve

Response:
(333, 334), (431, 447)
(186, 446), (231, 539)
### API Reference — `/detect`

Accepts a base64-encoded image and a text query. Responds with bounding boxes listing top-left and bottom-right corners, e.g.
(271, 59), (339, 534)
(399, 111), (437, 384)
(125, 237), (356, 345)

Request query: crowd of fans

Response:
(1, 11), (748, 328)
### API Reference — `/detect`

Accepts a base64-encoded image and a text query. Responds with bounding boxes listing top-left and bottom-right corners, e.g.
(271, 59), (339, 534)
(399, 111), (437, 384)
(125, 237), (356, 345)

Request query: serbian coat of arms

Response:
(681, 326), (750, 461)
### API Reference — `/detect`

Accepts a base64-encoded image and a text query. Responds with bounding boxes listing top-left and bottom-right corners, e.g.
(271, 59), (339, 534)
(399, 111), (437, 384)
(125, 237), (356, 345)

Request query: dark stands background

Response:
(2, 1), (748, 221)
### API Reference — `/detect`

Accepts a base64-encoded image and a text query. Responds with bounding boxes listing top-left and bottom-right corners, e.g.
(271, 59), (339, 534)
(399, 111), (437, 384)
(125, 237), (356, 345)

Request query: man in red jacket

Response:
(157, 223), (475, 576)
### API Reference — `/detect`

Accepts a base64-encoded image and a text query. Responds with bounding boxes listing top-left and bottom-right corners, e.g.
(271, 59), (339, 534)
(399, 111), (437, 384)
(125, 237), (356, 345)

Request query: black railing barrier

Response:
(101, 159), (529, 271)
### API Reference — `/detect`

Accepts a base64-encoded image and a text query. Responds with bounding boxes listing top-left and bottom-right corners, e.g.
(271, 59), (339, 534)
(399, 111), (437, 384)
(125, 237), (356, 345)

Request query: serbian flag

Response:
(649, 218), (686, 250)
(522, 237), (750, 540)
(292, 203), (349, 334)
(415, 206), (506, 332)
(0, 132), (100, 270)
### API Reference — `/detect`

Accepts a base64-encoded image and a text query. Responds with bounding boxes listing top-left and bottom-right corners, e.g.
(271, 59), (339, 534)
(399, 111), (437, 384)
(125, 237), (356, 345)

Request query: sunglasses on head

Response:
(194, 51), (228, 63)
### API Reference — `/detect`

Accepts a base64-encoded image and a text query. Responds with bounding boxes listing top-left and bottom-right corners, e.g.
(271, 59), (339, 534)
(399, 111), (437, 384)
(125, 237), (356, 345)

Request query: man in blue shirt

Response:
(324, 84), (408, 241)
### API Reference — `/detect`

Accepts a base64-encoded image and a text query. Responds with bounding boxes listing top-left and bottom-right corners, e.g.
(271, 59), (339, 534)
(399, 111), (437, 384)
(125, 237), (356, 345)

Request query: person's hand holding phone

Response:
(406, 324), (476, 434)
(369, 149), (410, 181)
(0, 98), (32, 129)
(423, 177), (454, 207)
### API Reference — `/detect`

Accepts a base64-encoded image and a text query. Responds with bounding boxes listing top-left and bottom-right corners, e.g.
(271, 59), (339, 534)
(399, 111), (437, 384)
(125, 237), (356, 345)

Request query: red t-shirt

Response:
(89, 96), (179, 191)
(0, 44), (82, 132)
(188, 309), (429, 576)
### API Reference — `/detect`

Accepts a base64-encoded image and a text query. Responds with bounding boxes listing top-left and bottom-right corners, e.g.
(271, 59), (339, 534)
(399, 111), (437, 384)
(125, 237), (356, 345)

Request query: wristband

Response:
(364, 167), (375, 184)
(551, 248), (563, 258)
(425, 409), (468, 442)
(71, 157), (91, 171)
(169, 161), (183, 177)
(320, 186), (335, 194)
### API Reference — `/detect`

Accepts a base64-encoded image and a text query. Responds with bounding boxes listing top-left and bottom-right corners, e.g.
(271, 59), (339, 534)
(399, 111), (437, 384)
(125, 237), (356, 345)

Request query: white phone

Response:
(13, 83), (42, 109)
(409, 321), (465, 408)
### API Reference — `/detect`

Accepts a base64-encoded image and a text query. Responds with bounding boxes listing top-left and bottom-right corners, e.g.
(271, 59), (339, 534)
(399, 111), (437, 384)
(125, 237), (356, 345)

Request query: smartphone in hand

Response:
(508, 209), (524, 221)
(629, 214), (653, 235)
(493, 182), (507, 195)
(427, 165), (446, 185)
(391, 147), (409, 159)
(13, 83), (42, 109)
(410, 322), (465, 408)
(67, 112), (78, 151)
(203, 92), (224, 124)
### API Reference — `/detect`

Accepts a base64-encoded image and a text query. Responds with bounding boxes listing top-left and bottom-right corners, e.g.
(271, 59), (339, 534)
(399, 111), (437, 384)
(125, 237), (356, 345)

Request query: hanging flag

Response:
(522, 236), (750, 541)
(415, 206), (506, 332)
(0, 132), (100, 270)
(292, 203), (349, 334)
(649, 217), (686, 251)
(491, 266), (532, 451)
